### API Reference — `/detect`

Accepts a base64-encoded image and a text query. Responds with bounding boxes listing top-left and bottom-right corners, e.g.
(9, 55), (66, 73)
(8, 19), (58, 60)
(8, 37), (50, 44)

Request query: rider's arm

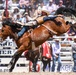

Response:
(16, 21), (25, 26)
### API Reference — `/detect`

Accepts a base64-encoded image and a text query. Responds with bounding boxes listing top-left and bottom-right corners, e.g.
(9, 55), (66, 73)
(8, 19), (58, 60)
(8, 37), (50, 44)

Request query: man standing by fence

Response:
(72, 36), (76, 72)
(51, 39), (62, 72)
(42, 41), (51, 72)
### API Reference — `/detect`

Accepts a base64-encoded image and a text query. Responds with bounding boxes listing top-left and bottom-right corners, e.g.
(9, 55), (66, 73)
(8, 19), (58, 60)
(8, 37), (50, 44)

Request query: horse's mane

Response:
(55, 7), (76, 17)
(2, 18), (21, 29)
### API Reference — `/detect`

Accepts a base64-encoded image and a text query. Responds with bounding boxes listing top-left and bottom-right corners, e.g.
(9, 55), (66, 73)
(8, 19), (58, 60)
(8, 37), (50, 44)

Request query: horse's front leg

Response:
(33, 55), (39, 72)
(8, 50), (22, 72)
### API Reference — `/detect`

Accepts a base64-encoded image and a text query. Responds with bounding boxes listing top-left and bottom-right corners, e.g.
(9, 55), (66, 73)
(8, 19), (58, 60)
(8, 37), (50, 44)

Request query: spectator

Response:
(24, 3), (32, 16)
(51, 39), (62, 72)
(21, 12), (32, 24)
(24, 12), (32, 22)
(57, 0), (65, 8)
(46, 0), (58, 15)
(3, 0), (13, 9)
(71, 36), (76, 72)
(12, 7), (20, 22)
(33, 3), (42, 19)
(25, 0), (30, 7)
(21, 12), (27, 24)
(15, 14), (22, 22)
(18, 0), (26, 9)
(2, 9), (12, 20)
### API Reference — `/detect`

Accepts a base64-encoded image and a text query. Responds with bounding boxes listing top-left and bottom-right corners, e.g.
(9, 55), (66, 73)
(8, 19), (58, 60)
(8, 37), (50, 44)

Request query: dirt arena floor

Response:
(0, 72), (76, 75)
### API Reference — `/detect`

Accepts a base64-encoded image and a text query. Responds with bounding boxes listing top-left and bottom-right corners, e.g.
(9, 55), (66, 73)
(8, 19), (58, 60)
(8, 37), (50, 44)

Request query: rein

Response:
(42, 24), (57, 35)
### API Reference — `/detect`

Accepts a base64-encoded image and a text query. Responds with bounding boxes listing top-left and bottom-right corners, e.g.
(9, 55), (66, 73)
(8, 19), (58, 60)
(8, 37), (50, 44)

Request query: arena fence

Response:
(0, 36), (74, 72)
(0, 37), (29, 72)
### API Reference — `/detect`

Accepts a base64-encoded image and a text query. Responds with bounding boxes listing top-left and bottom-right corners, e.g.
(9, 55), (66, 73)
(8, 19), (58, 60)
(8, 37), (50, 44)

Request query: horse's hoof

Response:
(32, 70), (37, 72)
(6, 69), (11, 72)
(7, 69), (12, 72)
(7, 65), (11, 69)
(7, 65), (12, 72)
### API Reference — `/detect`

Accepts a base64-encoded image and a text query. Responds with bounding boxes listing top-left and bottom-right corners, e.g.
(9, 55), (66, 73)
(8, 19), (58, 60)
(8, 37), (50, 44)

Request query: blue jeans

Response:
(18, 26), (29, 37)
(52, 54), (62, 72)
(43, 16), (57, 22)
(72, 53), (76, 72)
(17, 5), (25, 9)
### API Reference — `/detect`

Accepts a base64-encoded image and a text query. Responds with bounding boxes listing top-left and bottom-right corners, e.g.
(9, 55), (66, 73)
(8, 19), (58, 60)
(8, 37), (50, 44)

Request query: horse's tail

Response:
(55, 7), (76, 17)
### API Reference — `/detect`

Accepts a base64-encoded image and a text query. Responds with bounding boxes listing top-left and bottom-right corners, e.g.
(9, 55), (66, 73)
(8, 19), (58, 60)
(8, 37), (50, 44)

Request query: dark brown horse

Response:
(24, 44), (51, 72)
(0, 16), (71, 72)
(24, 46), (41, 72)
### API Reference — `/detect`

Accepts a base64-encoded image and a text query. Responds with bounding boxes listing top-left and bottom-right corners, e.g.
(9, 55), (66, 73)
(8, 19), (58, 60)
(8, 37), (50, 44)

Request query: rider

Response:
(16, 9), (57, 39)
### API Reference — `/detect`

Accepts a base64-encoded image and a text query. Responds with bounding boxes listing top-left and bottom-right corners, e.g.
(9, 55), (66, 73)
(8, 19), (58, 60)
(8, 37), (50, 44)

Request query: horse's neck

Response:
(10, 31), (17, 40)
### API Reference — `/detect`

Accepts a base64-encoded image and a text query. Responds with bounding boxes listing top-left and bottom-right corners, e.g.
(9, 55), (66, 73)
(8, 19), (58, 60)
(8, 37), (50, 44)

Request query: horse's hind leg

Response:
(48, 60), (51, 72)
(33, 55), (39, 72)
(33, 60), (37, 72)
(8, 51), (22, 72)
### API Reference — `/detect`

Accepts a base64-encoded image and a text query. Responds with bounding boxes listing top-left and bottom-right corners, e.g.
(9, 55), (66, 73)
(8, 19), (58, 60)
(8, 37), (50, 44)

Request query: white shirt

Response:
(21, 17), (27, 24)
(72, 42), (76, 53)
(52, 42), (61, 56)
(46, 3), (57, 14)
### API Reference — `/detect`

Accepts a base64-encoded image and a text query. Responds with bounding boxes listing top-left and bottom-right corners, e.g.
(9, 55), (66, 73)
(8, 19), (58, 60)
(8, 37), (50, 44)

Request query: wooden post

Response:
(6, 0), (8, 18)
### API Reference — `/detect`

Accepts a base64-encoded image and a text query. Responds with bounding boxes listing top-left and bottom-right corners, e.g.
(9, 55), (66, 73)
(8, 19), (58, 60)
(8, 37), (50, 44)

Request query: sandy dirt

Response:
(0, 72), (76, 75)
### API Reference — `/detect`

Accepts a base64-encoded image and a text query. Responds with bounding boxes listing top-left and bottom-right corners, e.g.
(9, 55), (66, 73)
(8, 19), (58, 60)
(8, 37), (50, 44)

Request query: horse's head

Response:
(2, 18), (21, 28)
(0, 25), (15, 42)
(0, 18), (22, 42)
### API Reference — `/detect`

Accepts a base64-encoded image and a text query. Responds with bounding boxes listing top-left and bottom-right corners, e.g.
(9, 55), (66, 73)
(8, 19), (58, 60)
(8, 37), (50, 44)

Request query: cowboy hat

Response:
(41, 10), (50, 15)
(49, 0), (53, 2)
(54, 39), (60, 42)
(41, 8), (50, 15)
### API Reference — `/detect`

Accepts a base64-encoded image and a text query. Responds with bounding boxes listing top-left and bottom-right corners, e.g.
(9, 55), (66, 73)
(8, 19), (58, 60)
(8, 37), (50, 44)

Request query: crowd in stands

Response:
(0, 0), (75, 40)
